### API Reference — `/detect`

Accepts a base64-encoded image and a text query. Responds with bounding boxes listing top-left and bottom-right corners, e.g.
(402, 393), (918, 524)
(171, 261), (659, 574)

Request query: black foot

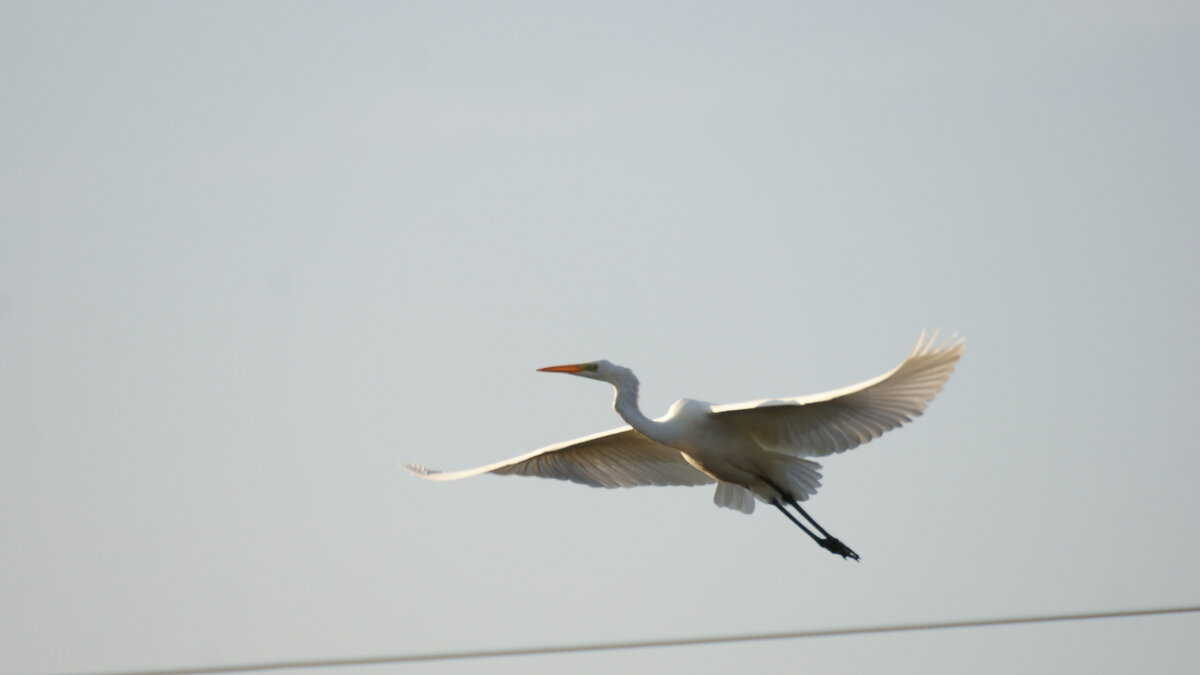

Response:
(819, 537), (860, 561)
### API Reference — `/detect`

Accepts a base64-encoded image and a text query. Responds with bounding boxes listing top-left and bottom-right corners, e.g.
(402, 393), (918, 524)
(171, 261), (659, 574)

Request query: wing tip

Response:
(400, 462), (440, 479)
(913, 328), (966, 357)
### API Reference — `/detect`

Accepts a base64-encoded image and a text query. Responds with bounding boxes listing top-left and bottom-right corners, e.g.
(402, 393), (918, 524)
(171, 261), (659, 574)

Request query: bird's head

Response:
(537, 359), (631, 385)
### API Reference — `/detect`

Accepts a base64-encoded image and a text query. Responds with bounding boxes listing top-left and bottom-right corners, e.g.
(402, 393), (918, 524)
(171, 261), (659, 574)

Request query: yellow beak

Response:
(537, 363), (585, 373)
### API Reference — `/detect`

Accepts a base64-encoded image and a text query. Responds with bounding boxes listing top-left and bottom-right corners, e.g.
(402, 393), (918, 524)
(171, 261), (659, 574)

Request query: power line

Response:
(61, 604), (1200, 675)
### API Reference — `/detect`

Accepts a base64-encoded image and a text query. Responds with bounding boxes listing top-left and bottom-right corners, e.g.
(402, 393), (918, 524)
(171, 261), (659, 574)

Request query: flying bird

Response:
(404, 331), (964, 560)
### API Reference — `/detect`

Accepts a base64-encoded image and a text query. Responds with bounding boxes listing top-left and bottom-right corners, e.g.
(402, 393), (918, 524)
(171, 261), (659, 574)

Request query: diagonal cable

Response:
(57, 604), (1200, 675)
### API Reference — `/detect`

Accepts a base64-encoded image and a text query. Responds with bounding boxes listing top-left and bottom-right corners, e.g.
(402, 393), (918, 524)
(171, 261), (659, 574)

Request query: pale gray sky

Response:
(3, 2), (1198, 674)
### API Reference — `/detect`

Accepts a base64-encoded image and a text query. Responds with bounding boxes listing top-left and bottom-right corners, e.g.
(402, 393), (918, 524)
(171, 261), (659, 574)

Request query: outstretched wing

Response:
(403, 427), (715, 488)
(709, 331), (964, 458)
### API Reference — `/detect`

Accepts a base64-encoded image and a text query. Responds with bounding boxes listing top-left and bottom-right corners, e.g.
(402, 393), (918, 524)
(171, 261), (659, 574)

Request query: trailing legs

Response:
(763, 477), (859, 561)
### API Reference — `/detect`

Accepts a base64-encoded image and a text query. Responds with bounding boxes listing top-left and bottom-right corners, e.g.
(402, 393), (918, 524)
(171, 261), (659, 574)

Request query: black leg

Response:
(788, 499), (832, 538)
(814, 532), (859, 561)
(772, 501), (823, 543)
(790, 498), (859, 560)
(761, 477), (860, 561)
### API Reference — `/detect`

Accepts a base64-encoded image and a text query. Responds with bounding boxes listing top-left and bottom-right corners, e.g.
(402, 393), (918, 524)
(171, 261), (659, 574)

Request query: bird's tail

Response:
(712, 455), (823, 514)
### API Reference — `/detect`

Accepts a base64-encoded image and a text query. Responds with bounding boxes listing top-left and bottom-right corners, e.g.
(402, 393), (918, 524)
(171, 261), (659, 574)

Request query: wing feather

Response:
(403, 426), (715, 489)
(709, 331), (964, 458)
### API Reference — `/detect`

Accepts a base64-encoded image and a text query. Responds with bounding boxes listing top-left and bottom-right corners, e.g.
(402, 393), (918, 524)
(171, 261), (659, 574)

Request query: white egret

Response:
(404, 331), (963, 560)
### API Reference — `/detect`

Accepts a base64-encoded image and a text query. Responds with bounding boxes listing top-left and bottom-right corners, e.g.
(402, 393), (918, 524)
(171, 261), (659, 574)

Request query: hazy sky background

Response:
(3, 2), (1198, 674)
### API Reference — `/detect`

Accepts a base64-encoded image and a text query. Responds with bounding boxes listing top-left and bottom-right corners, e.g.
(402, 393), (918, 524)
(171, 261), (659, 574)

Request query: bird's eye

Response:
(583, 363), (599, 371)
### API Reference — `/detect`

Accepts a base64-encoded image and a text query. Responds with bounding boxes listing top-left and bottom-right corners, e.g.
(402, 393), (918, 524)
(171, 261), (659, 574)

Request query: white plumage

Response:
(405, 331), (963, 560)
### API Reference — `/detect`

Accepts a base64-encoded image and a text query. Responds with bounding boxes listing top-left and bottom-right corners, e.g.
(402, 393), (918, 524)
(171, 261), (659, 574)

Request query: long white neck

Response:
(608, 368), (676, 446)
